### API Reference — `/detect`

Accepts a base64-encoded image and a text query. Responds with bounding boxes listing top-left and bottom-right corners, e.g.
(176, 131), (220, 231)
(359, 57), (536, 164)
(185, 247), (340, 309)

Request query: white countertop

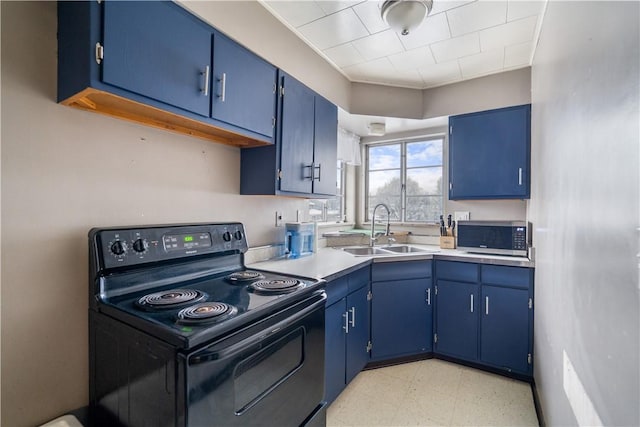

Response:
(247, 244), (533, 281)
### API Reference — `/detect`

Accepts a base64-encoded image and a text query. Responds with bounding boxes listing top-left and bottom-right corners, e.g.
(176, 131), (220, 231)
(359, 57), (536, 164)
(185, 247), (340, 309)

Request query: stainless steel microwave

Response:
(457, 220), (531, 257)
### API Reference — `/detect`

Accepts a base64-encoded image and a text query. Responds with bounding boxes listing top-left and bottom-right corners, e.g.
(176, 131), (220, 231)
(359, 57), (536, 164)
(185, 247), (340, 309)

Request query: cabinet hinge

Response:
(273, 83), (277, 94)
(528, 298), (533, 309)
(434, 334), (438, 343)
(435, 286), (438, 295)
(280, 85), (285, 97)
(277, 169), (282, 180)
(272, 117), (276, 128)
(95, 42), (104, 65)
(366, 341), (372, 353)
(367, 291), (372, 301)
(528, 353), (532, 364)
(450, 125), (453, 134)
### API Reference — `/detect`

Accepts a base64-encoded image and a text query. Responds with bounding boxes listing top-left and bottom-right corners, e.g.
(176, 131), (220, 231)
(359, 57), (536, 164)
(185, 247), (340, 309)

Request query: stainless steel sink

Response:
(340, 245), (439, 256)
(341, 246), (393, 256)
(381, 245), (438, 254)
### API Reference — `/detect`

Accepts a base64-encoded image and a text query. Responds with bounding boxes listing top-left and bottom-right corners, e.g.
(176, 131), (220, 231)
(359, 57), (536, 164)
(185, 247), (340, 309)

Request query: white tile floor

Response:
(327, 359), (539, 427)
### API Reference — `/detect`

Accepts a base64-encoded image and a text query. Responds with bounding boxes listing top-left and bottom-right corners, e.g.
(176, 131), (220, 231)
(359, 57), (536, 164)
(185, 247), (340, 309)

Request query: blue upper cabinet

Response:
(449, 104), (531, 199)
(58, 1), (276, 147)
(102, 1), (212, 117)
(240, 72), (338, 197)
(211, 33), (277, 138)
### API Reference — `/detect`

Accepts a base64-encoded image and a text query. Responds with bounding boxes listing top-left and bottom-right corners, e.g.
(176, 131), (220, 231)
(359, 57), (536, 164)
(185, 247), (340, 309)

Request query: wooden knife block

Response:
(439, 235), (456, 249)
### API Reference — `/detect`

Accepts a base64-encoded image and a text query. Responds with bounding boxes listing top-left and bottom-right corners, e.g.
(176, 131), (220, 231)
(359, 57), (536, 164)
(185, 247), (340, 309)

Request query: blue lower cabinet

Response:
(371, 278), (433, 361)
(324, 267), (371, 404)
(434, 280), (479, 361)
(480, 285), (531, 374)
(434, 261), (534, 376)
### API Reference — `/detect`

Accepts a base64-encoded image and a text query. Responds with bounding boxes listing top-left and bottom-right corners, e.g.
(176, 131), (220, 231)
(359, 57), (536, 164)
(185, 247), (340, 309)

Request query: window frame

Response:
(364, 136), (444, 224)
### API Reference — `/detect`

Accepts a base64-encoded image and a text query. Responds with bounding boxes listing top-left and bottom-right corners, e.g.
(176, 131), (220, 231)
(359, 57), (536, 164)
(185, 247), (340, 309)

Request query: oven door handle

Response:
(188, 292), (326, 364)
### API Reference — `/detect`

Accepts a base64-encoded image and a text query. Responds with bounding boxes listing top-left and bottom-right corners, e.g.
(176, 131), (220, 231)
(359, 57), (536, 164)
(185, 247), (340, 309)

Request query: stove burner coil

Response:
(225, 271), (266, 283)
(136, 289), (207, 310)
(177, 302), (237, 324)
(250, 279), (304, 295)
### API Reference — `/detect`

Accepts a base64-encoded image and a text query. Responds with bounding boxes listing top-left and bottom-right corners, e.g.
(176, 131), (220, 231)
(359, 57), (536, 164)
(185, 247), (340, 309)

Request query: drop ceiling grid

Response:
(260, 0), (546, 89)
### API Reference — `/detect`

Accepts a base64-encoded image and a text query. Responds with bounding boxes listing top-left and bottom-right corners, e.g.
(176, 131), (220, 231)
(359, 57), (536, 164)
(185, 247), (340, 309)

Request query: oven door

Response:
(184, 290), (326, 427)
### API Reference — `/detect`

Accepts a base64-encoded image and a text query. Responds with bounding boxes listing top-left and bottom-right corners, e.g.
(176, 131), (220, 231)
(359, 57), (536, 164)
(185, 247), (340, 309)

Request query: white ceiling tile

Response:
(480, 15), (537, 51)
(353, 1), (389, 34)
(264, 1), (326, 28)
(352, 30), (404, 61)
(387, 46), (435, 71)
(504, 40), (532, 68)
(298, 8), (370, 50)
(419, 60), (463, 88)
(458, 48), (504, 78)
(446, 0), (508, 37)
(323, 43), (367, 68)
(317, 1), (366, 16)
(431, 0), (476, 16)
(398, 11), (451, 50)
(430, 33), (480, 63)
(343, 57), (395, 81)
(507, 0), (546, 21)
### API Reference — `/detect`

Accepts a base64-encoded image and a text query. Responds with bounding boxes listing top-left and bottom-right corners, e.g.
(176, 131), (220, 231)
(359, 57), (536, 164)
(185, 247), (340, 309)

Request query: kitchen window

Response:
(309, 160), (345, 223)
(365, 138), (443, 223)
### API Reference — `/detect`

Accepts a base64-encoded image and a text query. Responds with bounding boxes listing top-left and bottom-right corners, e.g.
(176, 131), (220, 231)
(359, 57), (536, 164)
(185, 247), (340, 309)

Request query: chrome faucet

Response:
(370, 203), (391, 247)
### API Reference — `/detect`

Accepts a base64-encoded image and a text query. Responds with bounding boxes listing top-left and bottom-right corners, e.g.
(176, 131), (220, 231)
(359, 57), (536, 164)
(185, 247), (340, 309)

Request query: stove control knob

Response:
(234, 230), (243, 241)
(132, 238), (148, 254)
(222, 231), (232, 242)
(110, 240), (127, 256)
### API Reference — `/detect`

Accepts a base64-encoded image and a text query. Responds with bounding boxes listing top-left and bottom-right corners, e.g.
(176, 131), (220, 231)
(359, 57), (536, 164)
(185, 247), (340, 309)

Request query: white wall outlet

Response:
(275, 211), (283, 227)
(454, 211), (470, 221)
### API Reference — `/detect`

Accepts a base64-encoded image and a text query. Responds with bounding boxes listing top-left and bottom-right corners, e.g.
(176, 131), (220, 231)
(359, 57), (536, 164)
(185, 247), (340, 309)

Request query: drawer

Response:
(372, 260), (432, 282)
(325, 275), (348, 306)
(435, 260), (478, 283)
(481, 265), (532, 289)
(348, 265), (370, 293)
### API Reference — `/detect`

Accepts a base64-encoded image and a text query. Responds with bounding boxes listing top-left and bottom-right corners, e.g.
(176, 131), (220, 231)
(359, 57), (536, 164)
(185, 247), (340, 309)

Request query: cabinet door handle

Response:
(303, 164), (314, 180)
(313, 164), (321, 181)
(518, 167), (523, 186)
(426, 288), (431, 305)
(470, 294), (474, 313)
(201, 66), (210, 97)
(485, 296), (489, 315)
(349, 307), (356, 328)
(218, 72), (227, 102)
(343, 311), (349, 334)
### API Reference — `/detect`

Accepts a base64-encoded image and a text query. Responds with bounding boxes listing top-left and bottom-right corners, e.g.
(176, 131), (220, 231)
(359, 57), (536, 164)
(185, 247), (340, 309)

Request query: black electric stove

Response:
(88, 223), (327, 427)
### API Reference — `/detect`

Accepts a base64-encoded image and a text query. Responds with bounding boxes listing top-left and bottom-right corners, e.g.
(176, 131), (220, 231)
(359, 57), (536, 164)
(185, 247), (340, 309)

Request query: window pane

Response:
(368, 170), (401, 195)
(407, 167), (442, 196)
(406, 140), (443, 168)
(308, 200), (324, 222)
(326, 197), (341, 222)
(369, 144), (401, 170)
(406, 196), (443, 222)
(368, 196), (401, 222)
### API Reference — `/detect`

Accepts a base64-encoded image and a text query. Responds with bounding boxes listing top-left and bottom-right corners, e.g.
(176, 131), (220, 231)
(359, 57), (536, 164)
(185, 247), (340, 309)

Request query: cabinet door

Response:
(371, 279), (431, 360)
(312, 95), (338, 196)
(345, 286), (370, 383)
(212, 33), (277, 138)
(279, 74), (315, 194)
(103, 1), (212, 117)
(435, 280), (478, 361)
(449, 104), (530, 199)
(480, 285), (531, 374)
(324, 299), (346, 404)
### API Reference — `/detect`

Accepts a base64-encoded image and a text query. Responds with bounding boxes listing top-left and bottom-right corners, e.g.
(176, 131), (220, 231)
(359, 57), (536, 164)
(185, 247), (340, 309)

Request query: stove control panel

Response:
(92, 223), (248, 270)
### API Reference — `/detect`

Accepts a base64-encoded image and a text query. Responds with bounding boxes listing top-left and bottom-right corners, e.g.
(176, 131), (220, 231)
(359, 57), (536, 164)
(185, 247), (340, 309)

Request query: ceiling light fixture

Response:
(381, 0), (433, 36)
(368, 122), (386, 136)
